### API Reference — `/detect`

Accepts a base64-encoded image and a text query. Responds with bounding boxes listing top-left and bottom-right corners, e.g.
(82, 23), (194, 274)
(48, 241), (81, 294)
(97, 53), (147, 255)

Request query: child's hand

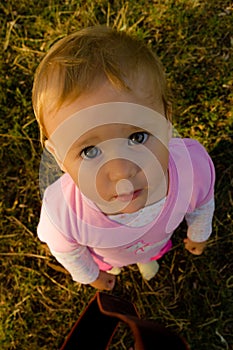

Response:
(184, 237), (207, 255)
(90, 271), (116, 291)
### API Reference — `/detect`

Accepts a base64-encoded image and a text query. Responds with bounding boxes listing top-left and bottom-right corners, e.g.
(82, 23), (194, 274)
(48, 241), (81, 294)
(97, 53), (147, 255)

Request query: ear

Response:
(45, 140), (67, 172)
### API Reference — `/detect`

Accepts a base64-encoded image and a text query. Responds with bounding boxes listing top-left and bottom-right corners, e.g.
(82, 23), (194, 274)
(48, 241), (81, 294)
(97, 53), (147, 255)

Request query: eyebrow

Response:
(69, 136), (101, 152)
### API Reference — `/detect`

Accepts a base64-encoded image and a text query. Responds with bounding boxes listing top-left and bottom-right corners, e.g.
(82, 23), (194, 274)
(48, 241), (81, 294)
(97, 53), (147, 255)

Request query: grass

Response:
(0, 0), (232, 349)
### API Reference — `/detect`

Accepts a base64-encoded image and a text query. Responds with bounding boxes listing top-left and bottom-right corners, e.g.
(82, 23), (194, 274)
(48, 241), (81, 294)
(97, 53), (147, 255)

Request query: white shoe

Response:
(107, 267), (122, 275)
(137, 261), (159, 281)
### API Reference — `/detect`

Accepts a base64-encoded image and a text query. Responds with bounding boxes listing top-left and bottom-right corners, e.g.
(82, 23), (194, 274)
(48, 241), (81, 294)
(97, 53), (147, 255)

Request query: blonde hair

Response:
(32, 26), (169, 144)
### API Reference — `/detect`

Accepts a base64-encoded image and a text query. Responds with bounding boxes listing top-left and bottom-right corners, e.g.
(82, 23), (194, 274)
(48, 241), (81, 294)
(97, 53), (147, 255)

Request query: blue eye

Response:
(128, 132), (149, 145)
(81, 146), (101, 159)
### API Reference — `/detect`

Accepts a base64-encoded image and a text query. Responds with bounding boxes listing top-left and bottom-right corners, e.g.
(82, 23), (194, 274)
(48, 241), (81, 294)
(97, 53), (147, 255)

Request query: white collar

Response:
(108, 197), (166, 227)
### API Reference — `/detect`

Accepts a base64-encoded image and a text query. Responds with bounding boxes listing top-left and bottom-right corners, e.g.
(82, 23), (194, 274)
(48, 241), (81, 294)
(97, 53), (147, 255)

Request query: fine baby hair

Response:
(32, 25), (170, 144)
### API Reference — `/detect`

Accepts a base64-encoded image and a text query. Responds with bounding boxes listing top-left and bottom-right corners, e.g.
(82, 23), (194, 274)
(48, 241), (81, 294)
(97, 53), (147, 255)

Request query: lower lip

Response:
(116, 190), (142, 202)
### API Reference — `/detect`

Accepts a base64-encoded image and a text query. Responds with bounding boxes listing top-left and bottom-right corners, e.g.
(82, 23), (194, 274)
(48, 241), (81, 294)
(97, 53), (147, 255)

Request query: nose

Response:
(106, 158), (139, 182)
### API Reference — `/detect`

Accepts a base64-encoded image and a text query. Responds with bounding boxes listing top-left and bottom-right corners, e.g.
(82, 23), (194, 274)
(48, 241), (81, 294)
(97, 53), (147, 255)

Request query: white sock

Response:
(107, 267), (122, 275)
(137, 260), (160, 280)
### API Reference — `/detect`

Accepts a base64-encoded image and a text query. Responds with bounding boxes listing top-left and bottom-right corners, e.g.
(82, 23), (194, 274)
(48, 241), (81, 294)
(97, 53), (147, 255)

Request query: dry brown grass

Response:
(1, 0), (232, 349)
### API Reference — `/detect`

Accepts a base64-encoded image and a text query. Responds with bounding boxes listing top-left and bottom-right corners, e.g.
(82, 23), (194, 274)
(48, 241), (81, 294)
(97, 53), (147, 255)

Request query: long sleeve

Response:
(185, 197), (215, 242)
(50, 246), (99, 284)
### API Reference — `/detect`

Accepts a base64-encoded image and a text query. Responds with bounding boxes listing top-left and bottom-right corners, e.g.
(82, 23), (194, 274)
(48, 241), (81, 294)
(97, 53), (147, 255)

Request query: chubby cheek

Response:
(149, 137), (169, 170)
(82, 171), (108, 202)
(140, 141), (169, 201)
(69, 161), (108, 203)
(94, 170), (109, 200)
(155, 146), (169, 173)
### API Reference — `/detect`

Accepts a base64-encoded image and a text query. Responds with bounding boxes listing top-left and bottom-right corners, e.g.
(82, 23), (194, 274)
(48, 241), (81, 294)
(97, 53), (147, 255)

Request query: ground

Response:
(0, 1), (232, 349)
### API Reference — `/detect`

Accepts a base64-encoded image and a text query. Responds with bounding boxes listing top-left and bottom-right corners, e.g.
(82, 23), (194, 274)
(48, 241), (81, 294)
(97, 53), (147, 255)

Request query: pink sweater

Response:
(38, 138), (215, 283)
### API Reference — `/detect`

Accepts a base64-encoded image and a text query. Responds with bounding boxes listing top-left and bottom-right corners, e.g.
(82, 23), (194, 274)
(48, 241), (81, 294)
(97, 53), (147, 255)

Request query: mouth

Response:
(114, 189), (142, 202)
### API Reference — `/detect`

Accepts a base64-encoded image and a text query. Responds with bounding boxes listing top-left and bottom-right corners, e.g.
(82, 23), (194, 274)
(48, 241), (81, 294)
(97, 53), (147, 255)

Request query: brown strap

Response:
(60, 292), (189, 350)
(59, 293), (119, 350)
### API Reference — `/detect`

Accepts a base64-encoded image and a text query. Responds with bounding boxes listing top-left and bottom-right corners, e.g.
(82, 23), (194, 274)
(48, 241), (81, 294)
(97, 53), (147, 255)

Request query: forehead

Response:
(43, 79), (165, 137)
(68, 123), (142, 149)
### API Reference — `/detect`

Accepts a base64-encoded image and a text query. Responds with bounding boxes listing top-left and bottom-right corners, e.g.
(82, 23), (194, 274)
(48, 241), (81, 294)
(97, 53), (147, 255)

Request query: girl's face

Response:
(45, 81), (171, 214)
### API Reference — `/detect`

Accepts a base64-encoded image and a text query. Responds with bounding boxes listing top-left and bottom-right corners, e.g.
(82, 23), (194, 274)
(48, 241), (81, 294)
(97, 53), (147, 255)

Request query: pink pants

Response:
(150, 239), (172, 261)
